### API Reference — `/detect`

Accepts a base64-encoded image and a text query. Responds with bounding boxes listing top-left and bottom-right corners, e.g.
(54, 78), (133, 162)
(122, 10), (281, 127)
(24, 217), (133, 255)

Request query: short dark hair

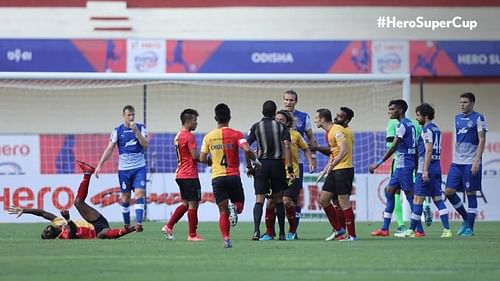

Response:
(215, 103), (231, 123)
(41, 225), (59, 239)
(415, 103), (435, 120)
(460, 92), (475, 103)
(340, 106), (354, 121)
(388, 99), (408, 114)
(180, 108), (199, 125)
(122, 105), (135, 114)
(262, 100), (277, 118)
(276, 110), (293, 128)
(284, 90), (298, 102)
(316, 108), (332, 122)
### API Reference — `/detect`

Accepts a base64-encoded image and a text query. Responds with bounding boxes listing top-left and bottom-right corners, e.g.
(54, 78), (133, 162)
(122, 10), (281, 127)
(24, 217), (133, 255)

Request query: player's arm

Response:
(310, 145), (331, 156)
(131, 122), (149, 149)
(298, 135), (315, 173)
(240, 137), (261, 176)
(95, 141), (116, 178)
(369, 136), (400, 173)
(8, 206), (57, 221)
(283, 139), (295, 179)
(422, 140), (433, 182)
(472, 130), (486, 175)
(330, 139), (348, 171)
(304, 126), (318, 165)
(199, 135), (212, 166)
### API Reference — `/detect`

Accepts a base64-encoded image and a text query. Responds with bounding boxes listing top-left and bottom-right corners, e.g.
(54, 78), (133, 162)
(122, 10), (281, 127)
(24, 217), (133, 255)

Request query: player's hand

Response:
(129, 121), (137, 130)
(369, 164), (377, 174)
(422, 171), (430, 182)
(95, 166), (101, 178)
(246, 166), (255, 177)
(471, 161), (480, 176)
(8, 205), (24, 218)
(308, 163), (315, 173)
(60, 209), (70, 220)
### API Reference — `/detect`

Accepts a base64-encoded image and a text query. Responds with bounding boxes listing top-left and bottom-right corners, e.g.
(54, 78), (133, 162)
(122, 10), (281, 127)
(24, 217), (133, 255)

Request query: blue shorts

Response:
(118, 166), (147, 193)
(388, 168), (414, 192)
(445, 163), (482, 192)
(415, 173), (443, 197)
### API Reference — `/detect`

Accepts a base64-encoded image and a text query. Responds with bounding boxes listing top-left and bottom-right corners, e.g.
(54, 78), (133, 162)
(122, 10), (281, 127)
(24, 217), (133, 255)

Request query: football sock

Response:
(121, 202), (130, 226)
(324, 204), (341, 231)
(406, 194), (423, 232)
(294, 206), (301, 231)
(76, 174), (91, 201)
(187, 208), (198, 237)
(343, 207), (356, 237)
(103, 228), (133, 239)
(234, 201), (244, 214)
(219, 212), (230, 238)
(382, 191), (395, 230)
(253, 202), (264, 233)
(467, 194), (478, 230)
(394, 193), (404, 227)
(286, 205), (297, 233)
(167, 204), (188, 229)
(264, 207), (276, 236)
(410, 203), (423, 231)
(275, 202), (285, 236)
(135, 197), (144, 225)
(434, 200), (450, 229)
(447, 193), (468, 221)
(335, 205), (346, 229)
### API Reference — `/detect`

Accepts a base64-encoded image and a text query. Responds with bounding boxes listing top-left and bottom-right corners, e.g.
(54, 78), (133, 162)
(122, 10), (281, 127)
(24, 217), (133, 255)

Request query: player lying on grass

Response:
(8, 160), (135, 240)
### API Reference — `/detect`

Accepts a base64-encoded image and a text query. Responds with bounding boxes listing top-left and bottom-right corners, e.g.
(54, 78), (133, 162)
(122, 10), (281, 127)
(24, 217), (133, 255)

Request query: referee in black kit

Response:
(247, 100), (294, 241)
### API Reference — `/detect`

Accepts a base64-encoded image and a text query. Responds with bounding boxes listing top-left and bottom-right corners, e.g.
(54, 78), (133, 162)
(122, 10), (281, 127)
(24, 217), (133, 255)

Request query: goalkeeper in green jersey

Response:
(386, 119), (432, 235)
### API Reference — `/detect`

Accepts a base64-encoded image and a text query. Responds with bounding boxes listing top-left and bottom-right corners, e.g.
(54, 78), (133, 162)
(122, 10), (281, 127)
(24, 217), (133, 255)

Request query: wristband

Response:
(311, 154), (317, 159)
(376, 159), (384, 166)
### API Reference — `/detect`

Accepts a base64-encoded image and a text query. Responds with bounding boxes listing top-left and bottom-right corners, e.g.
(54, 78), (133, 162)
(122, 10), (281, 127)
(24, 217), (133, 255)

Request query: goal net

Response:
(0, 73), (408, 176)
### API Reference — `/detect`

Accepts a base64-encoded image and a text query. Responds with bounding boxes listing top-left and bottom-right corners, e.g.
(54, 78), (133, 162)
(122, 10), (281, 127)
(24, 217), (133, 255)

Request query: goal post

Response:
(0, 71), (410, 175)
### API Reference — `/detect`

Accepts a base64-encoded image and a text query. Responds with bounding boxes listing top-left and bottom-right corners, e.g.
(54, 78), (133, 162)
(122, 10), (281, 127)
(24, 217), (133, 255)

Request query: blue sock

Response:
(135, 197), (145, 224)
(447, 193), (468, 221)
(411, 204), (423, 231)
(121, 202), (130, 225)
(294, 206), (301, 231)
(382, 191), (395, 230)
(434, 200), (450, 229)
(466, 194), (478, 230)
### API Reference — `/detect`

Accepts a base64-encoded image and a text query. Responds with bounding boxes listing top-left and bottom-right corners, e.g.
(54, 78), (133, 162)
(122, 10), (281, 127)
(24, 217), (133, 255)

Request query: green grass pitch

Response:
(1, 221), (499, 281)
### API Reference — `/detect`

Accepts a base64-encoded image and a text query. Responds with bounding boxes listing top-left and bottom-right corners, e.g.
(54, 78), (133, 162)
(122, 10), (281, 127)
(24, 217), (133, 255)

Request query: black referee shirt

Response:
(247, 117), (290, 160)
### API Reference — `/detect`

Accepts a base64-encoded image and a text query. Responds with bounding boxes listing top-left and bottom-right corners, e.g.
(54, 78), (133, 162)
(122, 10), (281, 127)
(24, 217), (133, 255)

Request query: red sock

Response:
(335, 205), (346, 229)
(102, 228), (132, 239)
(76, 174), (91, 201)
(167, 204), (188, 229)
(219, 212), (230, 239)
(324, 204), (341, 231)
(265, 207), (276, 236)
(286, 205), (297, 233)
(234, 201), (244, 214)
(187, 208), (198, 237)
(343, 207), (356, 237)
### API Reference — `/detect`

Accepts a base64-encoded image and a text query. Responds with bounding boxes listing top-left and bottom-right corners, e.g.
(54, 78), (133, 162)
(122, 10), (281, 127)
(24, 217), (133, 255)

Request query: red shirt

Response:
(58, 226), (96, 239)
(174, 129), (199, 179)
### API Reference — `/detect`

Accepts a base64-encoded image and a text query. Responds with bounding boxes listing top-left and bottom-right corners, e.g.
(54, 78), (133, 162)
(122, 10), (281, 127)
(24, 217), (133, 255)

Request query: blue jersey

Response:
(417, 122), (441, 174)
(395, 117), (416, 169)
(110, 123), (148, 170)
(292, 109), (311, 138)
(453, 111), (488, 164)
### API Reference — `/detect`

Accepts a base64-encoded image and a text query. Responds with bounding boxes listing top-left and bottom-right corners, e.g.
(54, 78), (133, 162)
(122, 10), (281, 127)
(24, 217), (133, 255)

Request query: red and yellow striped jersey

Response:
(201, 127), (248, 179)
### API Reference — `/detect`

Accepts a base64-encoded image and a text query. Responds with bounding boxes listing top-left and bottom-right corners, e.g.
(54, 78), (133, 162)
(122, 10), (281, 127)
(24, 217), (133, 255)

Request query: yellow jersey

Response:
(326, 124), (354, 170)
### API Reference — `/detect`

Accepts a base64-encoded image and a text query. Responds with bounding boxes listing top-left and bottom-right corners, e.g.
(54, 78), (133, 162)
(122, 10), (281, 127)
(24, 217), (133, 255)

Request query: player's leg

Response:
(162, 179), (189, 240)
(444, 164), (468, 234)
(213, 177), (233, 248)
(74, 160), (100, 222)
(393, 191), (406, 233)
(252, 161), (269, 240)
(321, 173), (344, 240)
(184, 179), (203, 241)
(401, 170), (424, 235)
(261, 198), (276, 240)
(228, 176), (244, 227)
(270, 161), (287, 240)
(132, 166), (147, 232)
(337, 168), (356, 241)
(462, 164), (482, 236)
(293, 163), (305, 233)
(371, 169), (400, 236)
(118, 171), (133, 229)
(283, 178), (300, 240)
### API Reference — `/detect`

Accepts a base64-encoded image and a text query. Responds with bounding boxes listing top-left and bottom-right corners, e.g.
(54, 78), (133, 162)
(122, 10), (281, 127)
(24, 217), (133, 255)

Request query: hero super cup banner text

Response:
(126, 39), (165, 73)
(0, 135), (40, 176)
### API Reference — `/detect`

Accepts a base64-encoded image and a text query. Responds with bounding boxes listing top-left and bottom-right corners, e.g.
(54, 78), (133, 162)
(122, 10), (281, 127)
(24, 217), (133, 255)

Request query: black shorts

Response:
(90, 215), (110, 235)
(176, 178), (201, 201)
(283, 178), (300, 202)
(212, 176), (245, 204)
(322, 167), (354, 195)
(254, 159), (287, 195)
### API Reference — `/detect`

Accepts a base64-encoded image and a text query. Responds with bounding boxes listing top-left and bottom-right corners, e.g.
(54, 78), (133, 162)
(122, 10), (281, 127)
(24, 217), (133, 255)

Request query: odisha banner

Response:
(1, 39), (499, 76)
